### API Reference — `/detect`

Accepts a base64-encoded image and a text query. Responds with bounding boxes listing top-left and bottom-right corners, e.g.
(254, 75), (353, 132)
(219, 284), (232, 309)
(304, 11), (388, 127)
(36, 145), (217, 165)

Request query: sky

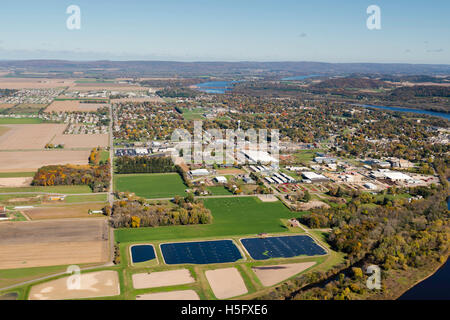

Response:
(0, 0), (449, 63)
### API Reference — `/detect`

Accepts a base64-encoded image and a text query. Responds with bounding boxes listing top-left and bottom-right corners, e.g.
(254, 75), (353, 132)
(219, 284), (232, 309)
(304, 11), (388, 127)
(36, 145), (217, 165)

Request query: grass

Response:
(114, 173), (187, 199)
(180, 108), (206, 121)
(115, 197), (296, 243)
(0, 185), (92, 194)
(294, 149), (325, 163)
(64, 194), (107, 203)
(206, 186), (232, 196)
(100, 150), (110, 163)
(0, 172), (35, 178)
(0, 118), (43, 124)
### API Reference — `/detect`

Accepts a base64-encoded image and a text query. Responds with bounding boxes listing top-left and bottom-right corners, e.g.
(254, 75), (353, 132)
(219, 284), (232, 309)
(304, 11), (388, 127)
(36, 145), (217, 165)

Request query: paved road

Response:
(108, 104), (114, 208)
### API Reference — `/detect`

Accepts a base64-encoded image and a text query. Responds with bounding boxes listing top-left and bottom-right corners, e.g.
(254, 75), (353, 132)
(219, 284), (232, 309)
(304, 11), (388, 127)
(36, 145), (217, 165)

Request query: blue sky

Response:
(0, 0), (449, 63)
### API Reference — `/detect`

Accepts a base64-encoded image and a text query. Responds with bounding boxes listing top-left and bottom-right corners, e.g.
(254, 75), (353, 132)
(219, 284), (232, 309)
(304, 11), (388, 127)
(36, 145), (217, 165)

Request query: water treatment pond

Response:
(130, 244), (156, 264)
(241, 235), (327, 260)
(161, 240), (242, 265)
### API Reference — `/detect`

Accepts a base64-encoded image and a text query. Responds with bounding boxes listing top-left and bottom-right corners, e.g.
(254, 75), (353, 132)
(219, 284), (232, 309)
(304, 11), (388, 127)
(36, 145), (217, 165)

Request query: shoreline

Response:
(393, 255), (448, 300)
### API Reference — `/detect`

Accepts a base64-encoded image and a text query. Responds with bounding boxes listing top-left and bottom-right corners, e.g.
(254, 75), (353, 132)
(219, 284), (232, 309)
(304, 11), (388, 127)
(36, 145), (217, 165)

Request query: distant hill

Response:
(0, 60), (449, 78)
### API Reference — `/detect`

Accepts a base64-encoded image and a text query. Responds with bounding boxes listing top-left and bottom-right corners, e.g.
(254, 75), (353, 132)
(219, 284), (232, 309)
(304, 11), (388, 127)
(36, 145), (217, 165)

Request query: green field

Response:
(180, 108), (206, 121)
(294, 149), (325, 163)
(0, 172), (35, 178)
(206, 186), (232, 195)
(0, 118), (43, 124)
(0, 185), (92, 194)
(64, 194), (107, 203)
(115, 197), (296, 242)
(114, 173), (187, 199)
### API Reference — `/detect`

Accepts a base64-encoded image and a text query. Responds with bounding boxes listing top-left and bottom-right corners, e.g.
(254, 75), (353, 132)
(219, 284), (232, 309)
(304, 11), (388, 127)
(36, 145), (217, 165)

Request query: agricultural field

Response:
(50, 133), (109, 149)
(0, 78), (74, 89)
(0, 219), (109, 269)
(114, 173), (187, 199)
(45, 100), (108, 112)
(0, 118), (43, 124)
(0, 150), (90, 172)
(22, 203), (106, 220)
(0, 124), (66, 150)
(115, 197), (297, 242)
(0, 185), (92, 194)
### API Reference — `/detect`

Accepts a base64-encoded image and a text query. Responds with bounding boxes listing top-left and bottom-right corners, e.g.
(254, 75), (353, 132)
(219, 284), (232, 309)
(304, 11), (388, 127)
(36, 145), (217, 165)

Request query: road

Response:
(108, 104), (114, 208)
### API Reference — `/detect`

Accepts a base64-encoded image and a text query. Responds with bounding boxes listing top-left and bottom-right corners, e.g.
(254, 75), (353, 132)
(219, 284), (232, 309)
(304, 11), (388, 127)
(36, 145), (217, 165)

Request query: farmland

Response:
(115, 197), (297, 242)
(0, 219), (109, 269)
(22, 203), (106, 220)
(0, 185), (92, 194)
(45, 100), (108, 112)
(0, 150), (90, 172)
(0, 124), (66, 150)
(114, 173), (187, 199)
(0, 118), (43, 124)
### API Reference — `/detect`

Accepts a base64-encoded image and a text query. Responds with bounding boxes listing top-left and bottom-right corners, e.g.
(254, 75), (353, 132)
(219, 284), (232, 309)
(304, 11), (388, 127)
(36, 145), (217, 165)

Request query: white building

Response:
(190, 169), (210, 176)
(241, 150), (279, 165)
(214, 176), (227, 183)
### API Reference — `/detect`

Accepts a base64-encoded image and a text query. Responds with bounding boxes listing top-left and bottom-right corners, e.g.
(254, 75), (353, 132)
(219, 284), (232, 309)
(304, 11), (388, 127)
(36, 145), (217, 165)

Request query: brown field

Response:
(132, 269), (195, 289)
(45, 100), (108, 112)
(0, 177), (32, 188)
(205, 267), (248, 299)
(0, 150), (90, 172)
(136, 290), (200, 300)
(51, 134), (109, 149)
(0, 78), (74, 89)
(0, 124), (66, 150)
(252, 262), (316, 287)
(23, 203), (106, 220)
(110, 97), (164, 103)
(216, 168), (246, 175)
(29, 270), (120, 300)
(0, 219), (109, 269)
(74, 83), (147, 91)
(0, 104), (16, 109)
(0, 126), (11, 137)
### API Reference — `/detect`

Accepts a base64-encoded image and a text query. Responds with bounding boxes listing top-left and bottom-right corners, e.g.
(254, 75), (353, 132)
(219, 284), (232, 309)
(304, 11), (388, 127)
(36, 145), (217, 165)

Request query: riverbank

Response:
(397, 257), (449, 300)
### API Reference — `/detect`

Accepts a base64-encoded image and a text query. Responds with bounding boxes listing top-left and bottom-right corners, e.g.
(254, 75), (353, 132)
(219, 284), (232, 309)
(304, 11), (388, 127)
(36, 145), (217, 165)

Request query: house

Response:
(288, 218), (301, 228)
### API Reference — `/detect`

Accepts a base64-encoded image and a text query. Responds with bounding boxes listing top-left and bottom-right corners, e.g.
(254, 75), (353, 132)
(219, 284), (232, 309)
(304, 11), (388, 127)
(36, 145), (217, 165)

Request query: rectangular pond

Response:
(161, 240), (242, 265)
(130, 244), (156, 264)
(241, 235), (327, 260)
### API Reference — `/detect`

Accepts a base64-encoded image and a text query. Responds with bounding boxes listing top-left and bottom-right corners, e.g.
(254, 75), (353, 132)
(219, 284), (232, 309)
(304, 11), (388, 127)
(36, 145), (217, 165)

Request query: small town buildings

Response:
(214, 176), (227, 184)
(190, 169), (210, 176)
(301, 172), (329, 182)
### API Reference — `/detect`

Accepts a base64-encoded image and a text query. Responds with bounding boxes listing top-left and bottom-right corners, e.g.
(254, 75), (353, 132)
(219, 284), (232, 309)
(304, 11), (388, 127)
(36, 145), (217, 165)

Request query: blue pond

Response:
(130, 245), (156, 264)
(161, 240), (242, 265)
(241, 235), (327, 260)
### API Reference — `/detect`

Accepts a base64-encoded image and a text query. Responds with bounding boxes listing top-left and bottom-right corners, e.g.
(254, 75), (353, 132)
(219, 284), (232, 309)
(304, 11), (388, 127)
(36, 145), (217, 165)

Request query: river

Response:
(398, 178), (450, 299)
(361, 104), (450, 120)
(195, 81), (239, 94)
